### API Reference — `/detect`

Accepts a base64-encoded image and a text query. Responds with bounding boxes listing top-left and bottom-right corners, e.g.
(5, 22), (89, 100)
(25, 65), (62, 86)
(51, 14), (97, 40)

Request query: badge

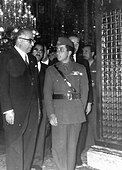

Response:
(71, 71), (83, 76)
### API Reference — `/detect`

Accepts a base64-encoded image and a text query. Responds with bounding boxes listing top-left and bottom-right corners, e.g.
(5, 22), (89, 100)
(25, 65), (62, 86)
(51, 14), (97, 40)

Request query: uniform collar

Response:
(57, 60), (74, 73)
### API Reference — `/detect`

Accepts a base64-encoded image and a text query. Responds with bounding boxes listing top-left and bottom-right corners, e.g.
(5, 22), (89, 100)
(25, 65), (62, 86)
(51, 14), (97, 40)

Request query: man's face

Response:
(82, 46), (91, 60)
(56, 45), (69, 63)
(69, 36), (79, 53)
(32, 45), (43, 62)
(18, 30), (35, 54)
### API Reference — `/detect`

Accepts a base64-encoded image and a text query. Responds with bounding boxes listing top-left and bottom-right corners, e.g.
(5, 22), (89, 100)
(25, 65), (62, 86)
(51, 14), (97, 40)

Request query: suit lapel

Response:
(10, 47), (32, 79)
(11, 47), (26, 66)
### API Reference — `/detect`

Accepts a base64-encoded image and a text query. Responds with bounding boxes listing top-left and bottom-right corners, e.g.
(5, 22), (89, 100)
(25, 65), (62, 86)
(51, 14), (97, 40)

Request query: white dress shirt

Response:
(73, 53), (76, 62)
(14, 45), (29, 63)
(38, 61), (41, 72)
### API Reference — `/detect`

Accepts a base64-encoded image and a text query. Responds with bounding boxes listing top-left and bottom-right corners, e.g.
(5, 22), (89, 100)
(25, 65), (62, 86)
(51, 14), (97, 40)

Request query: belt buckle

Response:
(67, 93), (72, 100)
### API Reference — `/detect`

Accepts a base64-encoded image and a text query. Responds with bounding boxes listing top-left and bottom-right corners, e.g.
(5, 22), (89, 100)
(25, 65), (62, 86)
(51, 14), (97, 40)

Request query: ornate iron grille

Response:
(101, 8), (122, 145)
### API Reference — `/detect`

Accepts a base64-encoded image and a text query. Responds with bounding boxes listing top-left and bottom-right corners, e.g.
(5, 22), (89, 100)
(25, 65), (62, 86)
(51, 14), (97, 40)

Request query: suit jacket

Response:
(44, 61), (89, 124)
(38, 61), (48, 100)
(76, 53), (93, 103)
(0, 47), (39, 139)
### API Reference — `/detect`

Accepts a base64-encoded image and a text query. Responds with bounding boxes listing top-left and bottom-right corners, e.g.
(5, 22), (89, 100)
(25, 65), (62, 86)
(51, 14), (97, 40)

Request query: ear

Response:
(68, 51), (72, 56)
(92, 51), (95, 57)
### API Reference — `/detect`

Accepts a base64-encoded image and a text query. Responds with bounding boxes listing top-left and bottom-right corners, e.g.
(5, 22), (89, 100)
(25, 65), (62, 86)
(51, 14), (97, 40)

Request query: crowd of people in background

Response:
(0, 28), (96, 170)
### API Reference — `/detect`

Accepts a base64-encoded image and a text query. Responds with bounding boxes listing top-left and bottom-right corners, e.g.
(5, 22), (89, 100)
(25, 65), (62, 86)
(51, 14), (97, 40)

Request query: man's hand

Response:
(50, 114), (58, 126)
(5, 110), (15, 125)
(86, 102), (92, 115)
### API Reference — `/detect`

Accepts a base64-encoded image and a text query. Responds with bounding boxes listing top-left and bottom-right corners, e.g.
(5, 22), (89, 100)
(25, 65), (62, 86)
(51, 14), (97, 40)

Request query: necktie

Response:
(25, 54), (29, 65)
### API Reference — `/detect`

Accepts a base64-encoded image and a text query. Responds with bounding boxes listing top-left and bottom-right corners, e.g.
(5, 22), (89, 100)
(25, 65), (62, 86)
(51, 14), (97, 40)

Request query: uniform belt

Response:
(53, 93), (81, 100)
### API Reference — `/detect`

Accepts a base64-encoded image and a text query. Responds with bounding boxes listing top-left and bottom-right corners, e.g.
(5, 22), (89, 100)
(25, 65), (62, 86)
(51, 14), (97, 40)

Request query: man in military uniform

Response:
(44, 37), (89, 170)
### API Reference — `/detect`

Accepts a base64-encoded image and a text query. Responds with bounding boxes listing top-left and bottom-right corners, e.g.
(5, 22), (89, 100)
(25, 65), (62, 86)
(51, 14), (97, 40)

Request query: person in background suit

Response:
(32, 43), (51, 168)
(69, 36), (93, 167)
(48, 46), (58, 66)
(44, 37), (89, 170)
(82, 45), (97, 150)
(32, 43), (48, 98)
(0, 28), (40, 170)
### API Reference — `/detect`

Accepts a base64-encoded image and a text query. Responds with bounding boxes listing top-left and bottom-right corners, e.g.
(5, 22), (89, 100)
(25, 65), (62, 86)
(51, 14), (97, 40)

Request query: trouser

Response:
(5, 135), (23, 170)
(5, 101), (38, 170)
(85, 100), (96, 149)
(33, 103), (52, 164)
(33, 108), (47, 164)
(52, 123), (81, 170)
(76, 122), (87, 164)
(76, 98), (97, 164)
(76, 114), (95, 165)
(85, 89), (97, 150)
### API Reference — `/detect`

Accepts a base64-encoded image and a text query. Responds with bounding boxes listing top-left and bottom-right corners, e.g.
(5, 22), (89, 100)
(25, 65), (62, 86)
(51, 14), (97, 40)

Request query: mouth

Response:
(36, 54), (41, 57)
(57, 54), (61, 59)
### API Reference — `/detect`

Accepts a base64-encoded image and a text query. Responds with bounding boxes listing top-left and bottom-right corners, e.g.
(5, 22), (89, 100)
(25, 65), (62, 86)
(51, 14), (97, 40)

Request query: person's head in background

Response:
(82, 45), (95, 61)
(32, 43), (44, 62)
(48, 46), (57, 61)
(69, 36), (80, 54)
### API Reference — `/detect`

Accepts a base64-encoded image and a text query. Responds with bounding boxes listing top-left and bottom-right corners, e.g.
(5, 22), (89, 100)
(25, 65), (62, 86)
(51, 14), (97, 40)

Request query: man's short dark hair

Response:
(83, 44), (95, 52)
(66, 45), (74, 54)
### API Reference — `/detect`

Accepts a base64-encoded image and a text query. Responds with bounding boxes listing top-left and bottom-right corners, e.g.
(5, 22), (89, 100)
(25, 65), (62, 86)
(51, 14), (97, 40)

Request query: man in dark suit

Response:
(32, 43), (48, 99)
(32, 43), (51, 168)
(82, 45), (96, 151)
(69, 36), (93, 167)
(0, 28), (40, 170)
(44, 37), (89, 170)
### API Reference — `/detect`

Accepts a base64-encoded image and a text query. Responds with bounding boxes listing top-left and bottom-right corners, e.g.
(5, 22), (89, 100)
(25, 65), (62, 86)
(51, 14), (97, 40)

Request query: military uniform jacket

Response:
(44, 61), (89, 124)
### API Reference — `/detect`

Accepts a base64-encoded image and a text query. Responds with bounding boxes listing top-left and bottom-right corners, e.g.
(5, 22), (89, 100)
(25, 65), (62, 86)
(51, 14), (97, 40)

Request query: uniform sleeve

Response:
(80, 67), (89, 110)
(44, 68), (55, 118)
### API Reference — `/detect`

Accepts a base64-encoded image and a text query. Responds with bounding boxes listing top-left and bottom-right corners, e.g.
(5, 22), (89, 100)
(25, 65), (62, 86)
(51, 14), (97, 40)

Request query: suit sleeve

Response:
(80, 67), (89, 110)
(44, 68), (55, 118)
(0, 54), (13, 113)
(77, 57), (93, 103)
(83, 60), (93, 103)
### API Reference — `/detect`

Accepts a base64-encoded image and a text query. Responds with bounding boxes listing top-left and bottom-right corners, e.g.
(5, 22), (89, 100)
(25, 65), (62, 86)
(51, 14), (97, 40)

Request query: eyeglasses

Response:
(18, 37), (36, 44)
(57, 47), (67, 53)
